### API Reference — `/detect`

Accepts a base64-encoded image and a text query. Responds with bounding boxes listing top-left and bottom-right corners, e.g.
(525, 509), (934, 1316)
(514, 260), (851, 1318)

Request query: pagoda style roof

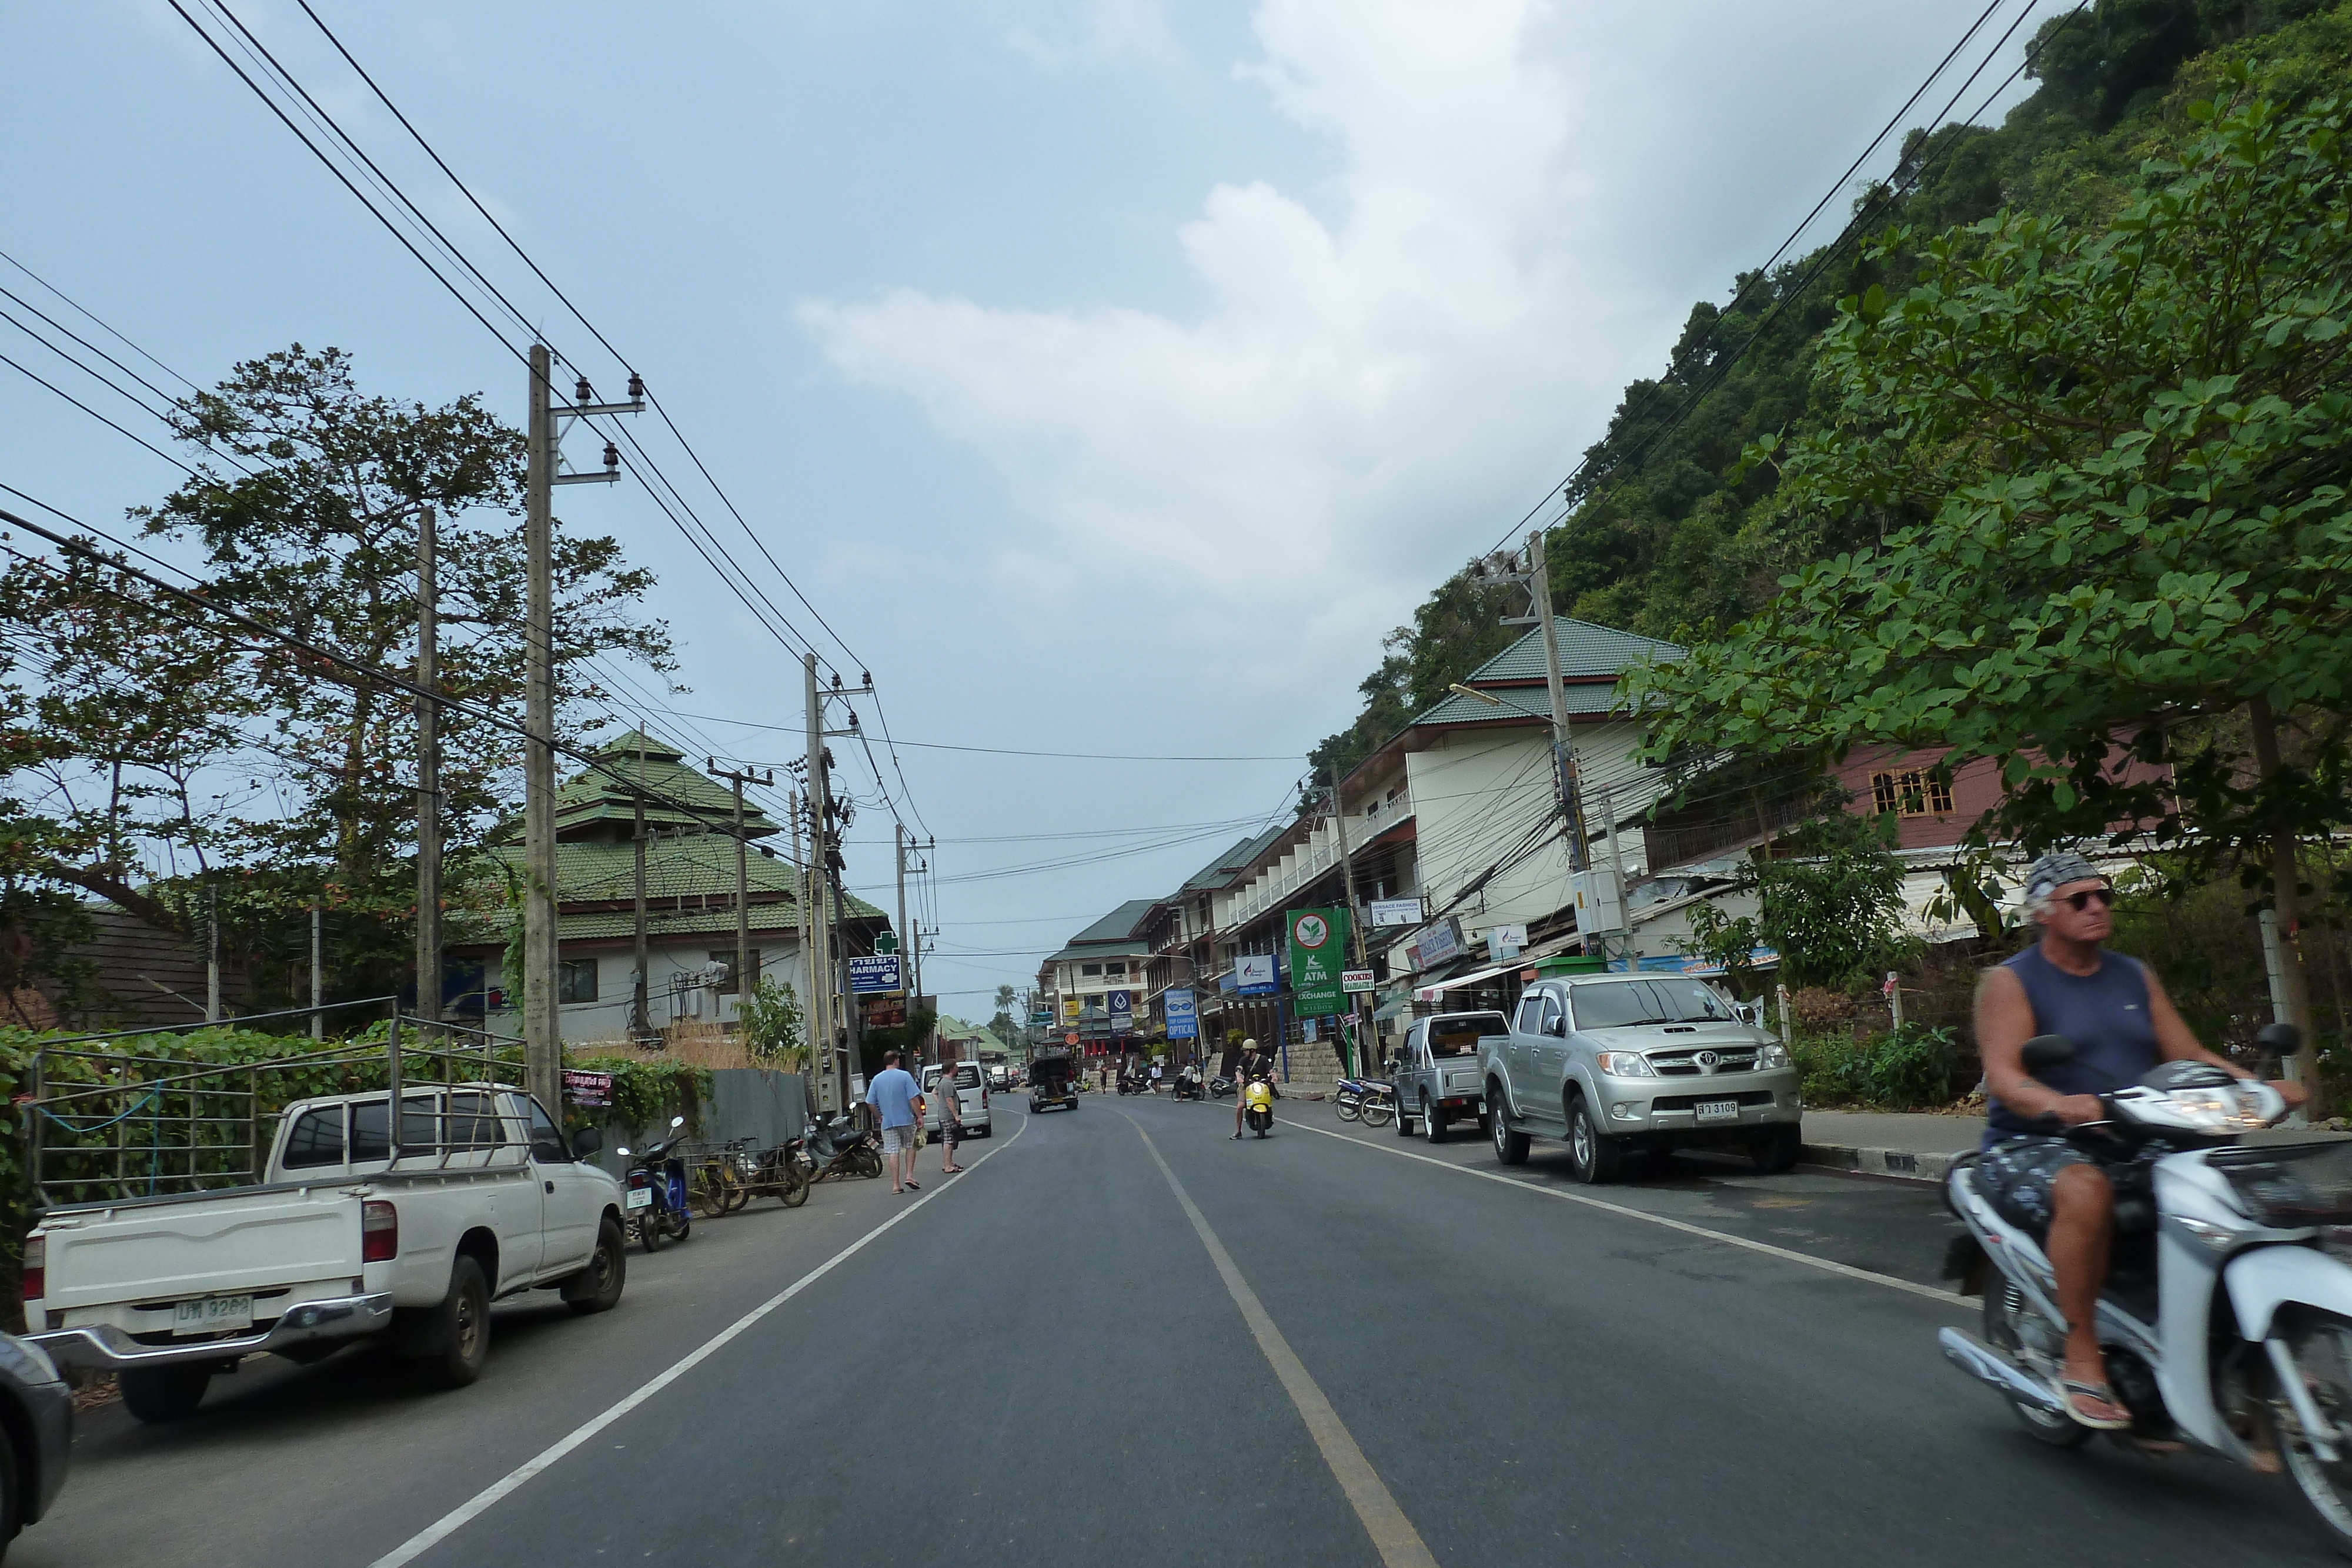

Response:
(555, 730), (781, 842)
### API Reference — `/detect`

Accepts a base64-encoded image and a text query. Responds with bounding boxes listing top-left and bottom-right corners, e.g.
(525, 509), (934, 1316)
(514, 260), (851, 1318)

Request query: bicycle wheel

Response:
(1359, 1098), (1395, 1127)
(723, 1171), (753, 1213)
(779, 1162), (811, 1208)
(688, 1164), (729, 1219)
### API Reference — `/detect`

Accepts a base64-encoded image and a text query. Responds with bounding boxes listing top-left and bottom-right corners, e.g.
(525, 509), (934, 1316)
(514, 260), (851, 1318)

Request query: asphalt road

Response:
(21, 1092), (2338, 1566)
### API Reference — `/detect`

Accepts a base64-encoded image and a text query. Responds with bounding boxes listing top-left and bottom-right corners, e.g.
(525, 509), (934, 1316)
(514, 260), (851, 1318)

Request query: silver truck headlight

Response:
(1755, 1041), (1792, 1070)
(1597, 1051), (1655, 1078)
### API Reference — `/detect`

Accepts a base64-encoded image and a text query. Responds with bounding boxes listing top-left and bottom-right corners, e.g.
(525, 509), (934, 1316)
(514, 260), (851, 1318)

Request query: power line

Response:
(645, 706), (1295, 762)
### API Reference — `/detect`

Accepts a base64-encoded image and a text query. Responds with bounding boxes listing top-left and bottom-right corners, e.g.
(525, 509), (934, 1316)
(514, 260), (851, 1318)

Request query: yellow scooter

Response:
(1242, 1076), (1275, 1138)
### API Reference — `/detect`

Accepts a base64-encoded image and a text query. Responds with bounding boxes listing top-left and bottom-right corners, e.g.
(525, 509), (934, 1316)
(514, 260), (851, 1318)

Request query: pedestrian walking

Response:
(868, 1049), (924, 1193)
(935, 1061), (966, 1175)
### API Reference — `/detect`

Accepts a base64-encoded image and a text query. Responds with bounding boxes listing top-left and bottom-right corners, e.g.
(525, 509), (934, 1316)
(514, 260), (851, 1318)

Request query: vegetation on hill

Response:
(1307, 0), (2352, 789)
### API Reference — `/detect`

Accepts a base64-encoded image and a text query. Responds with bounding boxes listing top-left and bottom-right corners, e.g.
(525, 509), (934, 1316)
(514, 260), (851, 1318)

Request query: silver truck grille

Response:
(1649, 1048), (1759, 1077)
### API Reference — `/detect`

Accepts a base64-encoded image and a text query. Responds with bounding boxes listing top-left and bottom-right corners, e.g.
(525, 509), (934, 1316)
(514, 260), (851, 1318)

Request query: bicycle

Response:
(689, 1139), (759, 1216)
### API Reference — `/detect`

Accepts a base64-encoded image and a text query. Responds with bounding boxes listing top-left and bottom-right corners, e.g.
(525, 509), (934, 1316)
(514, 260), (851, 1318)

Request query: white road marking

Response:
(367, 1111), (1031, 1568)
(1130, 1120), (1440, 1568)
(1285, 1115), (1967, 1308)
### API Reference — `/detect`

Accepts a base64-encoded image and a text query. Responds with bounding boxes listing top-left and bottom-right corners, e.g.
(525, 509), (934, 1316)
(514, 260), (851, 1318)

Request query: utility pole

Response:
(895, 825), (910, 1047)
(310, 902), (323, 1039)
(807, 660), (877, 1102)
(523, 347), (639, 1109)
(1330, 761), (1368, 1078)
(415, 504), (442, 1033)
(803, 656), (836, 1105)
(205, 881), (220, 1023)
(712, 761), (774, 1030)
(1524, 528), (1590, 872)
(632, 733), (649, 1038)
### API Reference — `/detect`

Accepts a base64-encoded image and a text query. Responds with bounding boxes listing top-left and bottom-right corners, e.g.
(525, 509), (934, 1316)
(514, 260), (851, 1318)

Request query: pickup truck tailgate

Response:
(44, 1186), (361, 1309)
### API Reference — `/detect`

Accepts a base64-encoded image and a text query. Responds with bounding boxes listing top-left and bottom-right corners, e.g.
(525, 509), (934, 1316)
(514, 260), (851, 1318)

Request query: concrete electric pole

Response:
(713, 762), (774, 1029)
(522, 345), (639, 1110)
(415, 504), (442, 1033)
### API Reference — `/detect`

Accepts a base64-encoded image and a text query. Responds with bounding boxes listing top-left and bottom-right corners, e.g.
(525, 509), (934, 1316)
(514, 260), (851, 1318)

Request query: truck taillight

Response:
(362, 1200), (399, 1262)
(21, 1235), (41, 1303)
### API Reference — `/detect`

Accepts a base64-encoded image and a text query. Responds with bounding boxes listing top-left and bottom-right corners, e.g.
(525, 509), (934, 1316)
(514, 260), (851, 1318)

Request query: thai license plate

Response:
(625, 1185), (653, 1211)
(173, 1294), (253, 1335)
(1695, 1099), (1739, 1124)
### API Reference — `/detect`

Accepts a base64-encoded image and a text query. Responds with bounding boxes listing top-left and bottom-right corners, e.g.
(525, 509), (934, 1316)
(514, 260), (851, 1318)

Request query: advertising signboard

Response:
(1367, 897), (1425, 928)
(1164, 987), (1198, 1039)
(1286, 907), (1350, 1017)
(1031, 1009), (1052, 1027)
(1408, 915), (1465, 971)
(1065, 1031), (1080, 1047)
(1341, 968), (1375, 994)
(1062, 995), (1081, 1020)
(562, 1069), (613, 1108)
(848, 954), (904, 995)
(1108, 989), (1133, 1034)
(1234, 952), (1278, 996)
(1486, 924), (1527, 963)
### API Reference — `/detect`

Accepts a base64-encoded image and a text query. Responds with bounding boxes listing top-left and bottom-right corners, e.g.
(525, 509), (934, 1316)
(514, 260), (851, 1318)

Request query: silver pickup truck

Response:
(1481, 974), (1802, 1182)
(1392, 1009), (1505, 1144)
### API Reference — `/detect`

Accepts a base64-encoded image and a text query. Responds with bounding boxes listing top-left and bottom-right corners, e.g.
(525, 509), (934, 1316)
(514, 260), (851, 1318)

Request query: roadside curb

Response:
(1801, 1142), (1954, 1185)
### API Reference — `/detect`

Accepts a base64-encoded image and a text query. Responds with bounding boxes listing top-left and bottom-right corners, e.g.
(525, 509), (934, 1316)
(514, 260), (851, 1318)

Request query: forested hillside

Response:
(1308, 0), (2352, 788)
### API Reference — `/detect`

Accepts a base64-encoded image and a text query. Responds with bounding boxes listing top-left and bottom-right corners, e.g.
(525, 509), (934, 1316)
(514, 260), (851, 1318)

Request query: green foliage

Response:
(1675, 811), (1918, 991)
(1794, 1025), (1967, 1110)
(737, 976), (807, 1071)
(1635, 85), (2352, 880)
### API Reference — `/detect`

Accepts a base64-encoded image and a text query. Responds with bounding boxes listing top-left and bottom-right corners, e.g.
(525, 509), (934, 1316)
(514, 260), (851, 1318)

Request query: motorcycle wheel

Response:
(1982, 1282), (2089, 1449)
(853, 1146), (883, 1180)
(1334, 1091), (1361, 1122)
(2280, 1312), (2352, 1555)
(1359, 1098), (1394, 1128)
(779, 1164), (811, 1208)
(637, 1211), (663, 1253)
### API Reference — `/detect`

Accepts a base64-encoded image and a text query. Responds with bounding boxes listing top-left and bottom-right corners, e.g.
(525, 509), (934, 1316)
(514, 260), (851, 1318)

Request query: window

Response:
(348, 1094), (440, 1162)
(558, 957), (598, 1003)
(1430, 1012), (1507, 1057)
(444, 1091), (506, 1151)
(1566, 979), (1736, 1029)
(708, 948), (761, 995)
(526, 1098), (570, 1163)
(282, 1106), (345, 1168)
(1514, 995), (1547, 1034)
(1869, 770), (1954, 818)
(1082, 963), (1102, 977)
(1106, 963), (1127, 977)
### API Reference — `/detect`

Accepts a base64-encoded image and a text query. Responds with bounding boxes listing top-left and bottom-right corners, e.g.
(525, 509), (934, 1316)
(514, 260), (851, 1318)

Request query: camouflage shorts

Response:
(1973, 1136), (2103, 1241)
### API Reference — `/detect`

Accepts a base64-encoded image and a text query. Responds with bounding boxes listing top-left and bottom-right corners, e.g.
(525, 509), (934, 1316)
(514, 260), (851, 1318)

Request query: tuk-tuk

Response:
(1028, 1054), (1078, 1113)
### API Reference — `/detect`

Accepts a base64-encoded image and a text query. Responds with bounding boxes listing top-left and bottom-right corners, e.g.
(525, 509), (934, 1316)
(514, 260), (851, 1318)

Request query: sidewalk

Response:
(1801, 1109), (2349, 1185)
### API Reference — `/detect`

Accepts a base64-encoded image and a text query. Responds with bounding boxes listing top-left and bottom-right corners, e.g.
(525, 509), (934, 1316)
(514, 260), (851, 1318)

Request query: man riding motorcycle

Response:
(1231, 1039), (1265, 1139)
(1975, 849), (2306, 1428)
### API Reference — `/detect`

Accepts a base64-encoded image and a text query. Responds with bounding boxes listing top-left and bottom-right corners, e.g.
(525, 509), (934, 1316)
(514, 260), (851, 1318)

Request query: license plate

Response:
(625, 1186), (653, 1211)
(1695, 1099), (1739, 1124)
(173, 1294), (253, 1336)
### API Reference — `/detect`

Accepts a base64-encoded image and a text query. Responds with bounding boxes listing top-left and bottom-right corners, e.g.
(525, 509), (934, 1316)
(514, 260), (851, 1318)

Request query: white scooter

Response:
(1942, 1025), (2352, 1556)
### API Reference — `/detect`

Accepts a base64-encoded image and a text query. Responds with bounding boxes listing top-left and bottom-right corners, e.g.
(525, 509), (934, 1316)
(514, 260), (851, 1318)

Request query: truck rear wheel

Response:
(1423, 1096), (1448, 1145)
(413, 1255), (491, 1389)
(119, 1365), (212, 1423)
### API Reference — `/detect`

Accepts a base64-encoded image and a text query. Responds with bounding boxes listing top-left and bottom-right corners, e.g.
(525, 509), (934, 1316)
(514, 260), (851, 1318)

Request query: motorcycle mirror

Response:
(2020, 1034), (2076, 1074)
(2257, 1021), (2303, 1055)
(669, 1115), (687, 1131)
(616, 1146), (632, 1158)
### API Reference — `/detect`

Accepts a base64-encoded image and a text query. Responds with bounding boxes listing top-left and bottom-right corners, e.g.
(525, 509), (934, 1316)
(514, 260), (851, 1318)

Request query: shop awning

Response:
(1372, 994), (1411, 1022)
(1412, 958), (1526, 1002)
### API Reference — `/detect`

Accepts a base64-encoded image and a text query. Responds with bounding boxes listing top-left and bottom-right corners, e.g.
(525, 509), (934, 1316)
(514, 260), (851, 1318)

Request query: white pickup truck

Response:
(25, 1082), (627, 1423)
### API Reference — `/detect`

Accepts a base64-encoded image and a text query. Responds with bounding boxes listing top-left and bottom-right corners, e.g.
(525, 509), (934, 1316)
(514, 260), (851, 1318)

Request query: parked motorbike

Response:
(1940, 1024), (2352, 1554)
(1334, 1076), (1395, 1128)
(618, 1115), (691, 1252)
(1243, 1076), (1275, 1138)
(805, 1110), (884, 1182)
(1210, 1075), (1235, 1099)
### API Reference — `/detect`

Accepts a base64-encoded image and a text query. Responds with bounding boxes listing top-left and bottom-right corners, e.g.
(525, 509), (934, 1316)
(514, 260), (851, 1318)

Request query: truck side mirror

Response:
(570, 1126), (603, 1158)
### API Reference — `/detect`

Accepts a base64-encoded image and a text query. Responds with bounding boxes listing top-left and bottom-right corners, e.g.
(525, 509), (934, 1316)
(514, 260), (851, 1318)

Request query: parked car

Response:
(1392, 1009), (1507, 1143)
(987, 1064), (1012, 1090)
(922, 1062), (993, 1138)
(1480, 975), (1802, 1182)
(0, 1330), (71, 1561)
(26, 1084), (628, 1423)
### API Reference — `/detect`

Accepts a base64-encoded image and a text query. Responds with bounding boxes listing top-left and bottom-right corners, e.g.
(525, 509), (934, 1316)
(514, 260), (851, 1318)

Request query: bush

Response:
(1793, 1024), (1965, 1111)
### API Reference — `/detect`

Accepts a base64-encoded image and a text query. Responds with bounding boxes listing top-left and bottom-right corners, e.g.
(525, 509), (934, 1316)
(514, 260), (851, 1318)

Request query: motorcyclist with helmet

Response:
(1975, 849), (2307, 1429)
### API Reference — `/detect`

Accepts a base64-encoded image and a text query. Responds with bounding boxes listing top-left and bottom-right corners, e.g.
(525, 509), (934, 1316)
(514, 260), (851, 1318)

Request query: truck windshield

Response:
(1568, 979), (1735, 1029)
(1429, 1013), (1507, 1056)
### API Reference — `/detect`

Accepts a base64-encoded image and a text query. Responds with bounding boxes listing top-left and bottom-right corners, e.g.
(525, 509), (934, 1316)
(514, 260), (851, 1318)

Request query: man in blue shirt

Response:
(867, 1049), (926, 1193)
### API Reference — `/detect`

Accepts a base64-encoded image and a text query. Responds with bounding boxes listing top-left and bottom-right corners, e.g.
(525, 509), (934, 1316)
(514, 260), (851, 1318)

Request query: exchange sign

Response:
(1286, 906), (1351, 1018)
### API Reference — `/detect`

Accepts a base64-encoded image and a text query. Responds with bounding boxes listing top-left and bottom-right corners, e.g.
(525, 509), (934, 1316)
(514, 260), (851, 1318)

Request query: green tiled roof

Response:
(1411, 682), (1624, 729)
(1462, 618), (1683, 684)
(556, 730), (780, 839)
(1043, 897), (1161, 964)
(471, 837), (884, 948)
(1180, 825), (1288, 892)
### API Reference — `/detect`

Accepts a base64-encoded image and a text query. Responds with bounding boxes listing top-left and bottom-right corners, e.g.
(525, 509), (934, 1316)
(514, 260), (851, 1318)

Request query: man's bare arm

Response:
(1976, 966), (2104, 1125)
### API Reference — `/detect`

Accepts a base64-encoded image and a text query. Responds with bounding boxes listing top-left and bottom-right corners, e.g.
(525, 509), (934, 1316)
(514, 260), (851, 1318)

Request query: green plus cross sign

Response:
(873, 931), (900, 955)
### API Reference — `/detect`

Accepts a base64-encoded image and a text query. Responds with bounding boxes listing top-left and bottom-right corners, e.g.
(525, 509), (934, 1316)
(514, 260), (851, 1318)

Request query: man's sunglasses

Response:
(2062, 887), (2116, 911)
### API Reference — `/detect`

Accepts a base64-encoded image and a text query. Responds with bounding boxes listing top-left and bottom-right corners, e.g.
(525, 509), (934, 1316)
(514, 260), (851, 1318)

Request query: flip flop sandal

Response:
(905, 1179), (920, 1191)
(2061, 1379), (2133, 1429)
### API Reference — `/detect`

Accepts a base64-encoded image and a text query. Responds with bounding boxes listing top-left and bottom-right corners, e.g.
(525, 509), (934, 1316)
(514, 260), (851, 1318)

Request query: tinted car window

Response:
(1429, 1012), (1507, 1057)
(1568, 979), (1738, 1028)
(526, 1098), (570, 1162)
(1514, 996), (1546, 1034)
(282, 1106), (345, 1168)
(349, 1095), (440, 1161)
(445, 1091), (506, 1150)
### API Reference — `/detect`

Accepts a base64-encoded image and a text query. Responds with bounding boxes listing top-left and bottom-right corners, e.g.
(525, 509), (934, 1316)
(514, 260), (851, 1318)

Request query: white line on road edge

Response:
(367, 1112), (1033, 1568)
(1284, 1117), (1966, 1309)
(1130, 1121), (1440, 1568)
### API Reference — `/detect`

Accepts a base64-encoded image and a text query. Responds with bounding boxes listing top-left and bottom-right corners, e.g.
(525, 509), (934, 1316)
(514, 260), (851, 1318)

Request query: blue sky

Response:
(2, 1), (2059, 1006)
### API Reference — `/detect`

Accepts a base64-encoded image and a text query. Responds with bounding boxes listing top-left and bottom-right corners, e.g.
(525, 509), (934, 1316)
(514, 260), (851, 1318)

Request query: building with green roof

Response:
(456, 730), (888, 1045)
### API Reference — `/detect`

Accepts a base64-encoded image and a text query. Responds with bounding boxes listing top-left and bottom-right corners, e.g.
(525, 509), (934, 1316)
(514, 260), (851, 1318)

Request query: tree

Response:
(1632, 82), (2352, 1097)
(1679, 811), (1919, 994)
(739, 976), (808, 1072)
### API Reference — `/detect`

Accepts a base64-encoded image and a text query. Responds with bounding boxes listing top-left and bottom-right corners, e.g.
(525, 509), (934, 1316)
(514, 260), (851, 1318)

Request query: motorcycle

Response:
(1941, 1024), (2352, 1554)
(805, 1109), (884, 1182)
(618, 1115), (692, 1252)
(1210, 1075), (1235, 1100)
(1334, 1076), (1396, 1128)
(1242, 1076), (1275, 1138)
(1171, 1068), (1202, 1102)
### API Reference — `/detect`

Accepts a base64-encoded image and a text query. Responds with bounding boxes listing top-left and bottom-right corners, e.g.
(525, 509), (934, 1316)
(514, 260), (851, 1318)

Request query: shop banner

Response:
(1286, 906), (1350, 1017)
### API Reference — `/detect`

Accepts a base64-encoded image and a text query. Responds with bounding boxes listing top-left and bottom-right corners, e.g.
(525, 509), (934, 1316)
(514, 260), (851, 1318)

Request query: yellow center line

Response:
(1129, 1121), (1439, 1568)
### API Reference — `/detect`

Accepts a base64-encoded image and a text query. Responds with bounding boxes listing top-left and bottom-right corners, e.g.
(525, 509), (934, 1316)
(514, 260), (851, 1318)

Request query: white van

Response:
(921, 1061), (993, 1139)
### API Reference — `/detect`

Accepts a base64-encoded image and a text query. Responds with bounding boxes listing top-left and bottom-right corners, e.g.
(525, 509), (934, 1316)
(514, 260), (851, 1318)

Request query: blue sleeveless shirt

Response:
(1984, 947), (2160, 1140)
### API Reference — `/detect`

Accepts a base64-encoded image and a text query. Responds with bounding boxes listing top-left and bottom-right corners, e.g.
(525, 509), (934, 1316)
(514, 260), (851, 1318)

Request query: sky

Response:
(2, 0), (2064, 1009)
